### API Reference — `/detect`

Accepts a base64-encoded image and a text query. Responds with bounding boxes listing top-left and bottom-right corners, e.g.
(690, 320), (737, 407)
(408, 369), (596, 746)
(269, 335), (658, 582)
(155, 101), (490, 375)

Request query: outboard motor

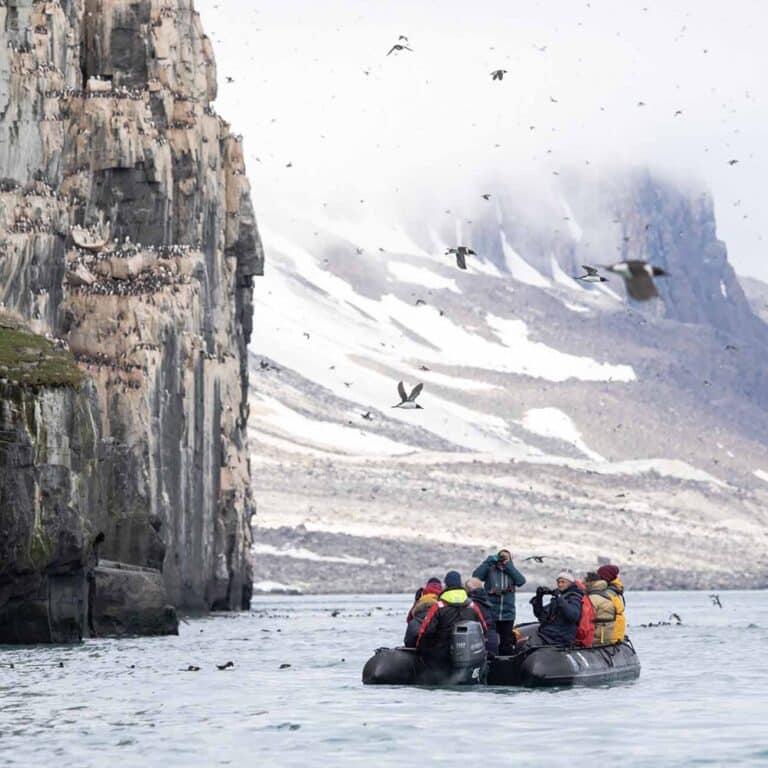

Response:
(449, 621), (487, 684)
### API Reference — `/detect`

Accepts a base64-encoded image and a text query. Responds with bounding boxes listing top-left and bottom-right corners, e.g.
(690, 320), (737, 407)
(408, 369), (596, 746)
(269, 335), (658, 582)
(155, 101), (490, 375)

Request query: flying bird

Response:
(225, 76), (234, 83)
(576, 265), (607, 283)
(481, 193), (492, 200)
(523, 555), (547, 563)
(361, 411), (373, 421)
(490, 69), (507, 81)
(387, 43), (413, 55)
(446, 246), (476, 270)
(709, 594), (722, 608)
(727, 159), (739, 165)
(669, 613), (683, 625)
(605, 260), (668, 301)
(393, 381), (424, 409)
(217, 661), (234, 670)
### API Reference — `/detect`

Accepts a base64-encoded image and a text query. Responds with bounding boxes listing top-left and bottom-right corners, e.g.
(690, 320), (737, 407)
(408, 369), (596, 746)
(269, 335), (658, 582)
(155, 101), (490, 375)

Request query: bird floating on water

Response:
(605, 260), (668, 301)
(446, 246), (476, 270)
(393, 381), (423, 409)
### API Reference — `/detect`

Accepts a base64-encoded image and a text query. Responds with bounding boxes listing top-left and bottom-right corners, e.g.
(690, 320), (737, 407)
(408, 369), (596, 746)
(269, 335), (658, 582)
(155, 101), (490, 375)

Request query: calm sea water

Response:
(1, 590), (767, 767)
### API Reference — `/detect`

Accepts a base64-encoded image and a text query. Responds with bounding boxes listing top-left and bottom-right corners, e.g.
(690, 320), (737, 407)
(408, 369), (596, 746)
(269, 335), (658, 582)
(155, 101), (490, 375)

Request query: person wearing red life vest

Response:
(416, 570), (487, 672)
(403, 577), (443, 648)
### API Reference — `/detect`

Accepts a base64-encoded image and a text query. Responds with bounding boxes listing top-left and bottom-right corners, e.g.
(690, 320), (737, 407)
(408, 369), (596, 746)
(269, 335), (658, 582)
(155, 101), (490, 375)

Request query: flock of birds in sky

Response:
(379, 33), (674, 410)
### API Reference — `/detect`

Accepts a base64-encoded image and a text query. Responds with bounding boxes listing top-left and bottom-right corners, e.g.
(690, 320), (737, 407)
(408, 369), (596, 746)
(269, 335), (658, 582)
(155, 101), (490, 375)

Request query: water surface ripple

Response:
(1, 591), (766, 767)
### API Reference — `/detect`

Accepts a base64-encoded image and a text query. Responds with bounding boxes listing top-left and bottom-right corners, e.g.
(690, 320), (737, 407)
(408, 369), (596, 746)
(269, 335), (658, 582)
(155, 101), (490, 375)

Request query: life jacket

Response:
(486, 565), (517, 595)
(606, 579), (626, 642)
(587, 583), (618, 644)
(573, 580), (595, 648)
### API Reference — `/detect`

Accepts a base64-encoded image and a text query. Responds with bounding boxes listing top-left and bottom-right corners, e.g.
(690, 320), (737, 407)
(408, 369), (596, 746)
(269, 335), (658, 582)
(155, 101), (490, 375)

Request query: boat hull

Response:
(362, 641), (640, 688)
(487, 640), (641, 687)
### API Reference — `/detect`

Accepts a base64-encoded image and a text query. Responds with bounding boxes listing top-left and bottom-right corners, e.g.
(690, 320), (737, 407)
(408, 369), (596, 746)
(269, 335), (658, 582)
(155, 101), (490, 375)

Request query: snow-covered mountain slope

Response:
(248, 172), (768, 592)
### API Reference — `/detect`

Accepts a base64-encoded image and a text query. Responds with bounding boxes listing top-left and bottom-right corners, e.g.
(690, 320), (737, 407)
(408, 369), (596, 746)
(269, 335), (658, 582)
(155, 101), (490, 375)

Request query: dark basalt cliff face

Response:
(0, 0), (262, 641)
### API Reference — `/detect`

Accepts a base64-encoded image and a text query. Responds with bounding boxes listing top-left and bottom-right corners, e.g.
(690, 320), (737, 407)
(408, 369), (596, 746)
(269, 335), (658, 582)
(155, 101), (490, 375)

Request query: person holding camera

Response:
(471, 548), (526, 654)
(527, 570), (584, 646)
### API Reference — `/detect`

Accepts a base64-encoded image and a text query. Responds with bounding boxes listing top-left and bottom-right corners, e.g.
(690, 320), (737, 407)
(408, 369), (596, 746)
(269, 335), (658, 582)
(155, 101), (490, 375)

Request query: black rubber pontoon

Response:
(362, 624), (640, 688)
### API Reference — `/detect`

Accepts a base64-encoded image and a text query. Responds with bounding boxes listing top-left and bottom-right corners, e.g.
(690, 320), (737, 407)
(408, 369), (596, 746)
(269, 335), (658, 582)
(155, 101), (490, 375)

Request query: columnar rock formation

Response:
(1, 0), (263, 639)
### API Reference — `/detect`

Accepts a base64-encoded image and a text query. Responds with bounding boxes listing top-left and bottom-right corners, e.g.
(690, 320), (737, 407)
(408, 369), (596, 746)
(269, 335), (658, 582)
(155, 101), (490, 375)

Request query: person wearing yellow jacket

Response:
(584, 572), (617, 645)
(597, 564), (626, 642)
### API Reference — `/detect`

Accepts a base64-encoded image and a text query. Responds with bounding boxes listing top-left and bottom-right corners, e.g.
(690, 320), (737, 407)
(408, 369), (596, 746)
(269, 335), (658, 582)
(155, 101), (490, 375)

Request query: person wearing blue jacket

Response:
(472, 549), (526, 654)
(527, 570), (584, 646)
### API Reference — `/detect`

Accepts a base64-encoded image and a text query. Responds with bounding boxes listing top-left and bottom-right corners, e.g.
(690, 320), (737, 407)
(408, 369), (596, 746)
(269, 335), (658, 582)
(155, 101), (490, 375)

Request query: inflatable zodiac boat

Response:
(362, 622), (641, 688)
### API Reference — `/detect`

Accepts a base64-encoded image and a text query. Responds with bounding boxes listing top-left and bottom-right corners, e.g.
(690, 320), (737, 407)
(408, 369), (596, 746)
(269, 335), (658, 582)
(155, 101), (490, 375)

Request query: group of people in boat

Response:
(404, 549), (627, 672)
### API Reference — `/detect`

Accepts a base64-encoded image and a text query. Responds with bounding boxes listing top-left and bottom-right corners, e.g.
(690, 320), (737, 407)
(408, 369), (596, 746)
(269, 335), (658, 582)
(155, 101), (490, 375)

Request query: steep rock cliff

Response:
(0, 0), (262, 628)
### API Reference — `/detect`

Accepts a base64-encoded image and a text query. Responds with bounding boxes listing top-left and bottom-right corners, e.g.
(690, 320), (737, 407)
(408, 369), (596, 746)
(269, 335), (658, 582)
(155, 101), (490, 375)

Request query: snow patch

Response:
(486, 314), (636, 382)
(254, 394), (416, 456)
(720, 280), (729, 299)
(561, 200), (583, 241)
(563, 302), (590, 313)
(252, 542), (370, 565)
(253, 580), (304, 593)
(754, 469), (768, 484)
(522, 407), (605, 461)
(387, 261), (460, 292)
(500, 231), (551, 288)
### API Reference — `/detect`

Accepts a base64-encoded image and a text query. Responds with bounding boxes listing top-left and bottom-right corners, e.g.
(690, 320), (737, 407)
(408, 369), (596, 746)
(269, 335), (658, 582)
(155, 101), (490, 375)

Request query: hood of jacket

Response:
(586, 579), (609, 592)
(440, 588), (470, 605)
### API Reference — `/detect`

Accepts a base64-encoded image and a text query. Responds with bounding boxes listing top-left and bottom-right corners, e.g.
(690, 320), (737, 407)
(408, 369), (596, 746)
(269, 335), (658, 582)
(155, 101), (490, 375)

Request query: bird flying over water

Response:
(605, 260), (668, 301)
(393, 381), (424, 409)
(523, 555), (547, 563)
(446, 246), (476, 270)
(490, 69), (507, 81)
(709, 594), (722, 608)
(387, 43), (413, 55)
(669, 613), (683, 625)
(576, 265), (608, 283)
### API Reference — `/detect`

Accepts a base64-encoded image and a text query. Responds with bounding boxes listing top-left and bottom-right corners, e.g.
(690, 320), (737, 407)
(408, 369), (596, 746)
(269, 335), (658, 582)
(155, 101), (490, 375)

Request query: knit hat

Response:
(597, 564), (620, 582)
(444, 570), (462, 589)
(556, 570), (575, 583)
(423, 578), (443, 597)
(426, 577), (442, 587)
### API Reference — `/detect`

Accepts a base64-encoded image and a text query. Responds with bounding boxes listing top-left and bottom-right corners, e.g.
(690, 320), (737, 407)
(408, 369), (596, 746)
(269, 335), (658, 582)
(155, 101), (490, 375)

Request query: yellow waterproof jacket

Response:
(587, 579), (617, 644)
(607, 578), (626, 642)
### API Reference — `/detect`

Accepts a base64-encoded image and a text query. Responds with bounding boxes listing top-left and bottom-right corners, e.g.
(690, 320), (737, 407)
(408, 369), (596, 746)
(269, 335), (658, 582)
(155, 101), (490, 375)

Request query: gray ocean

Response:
(1, 590), (767, 767)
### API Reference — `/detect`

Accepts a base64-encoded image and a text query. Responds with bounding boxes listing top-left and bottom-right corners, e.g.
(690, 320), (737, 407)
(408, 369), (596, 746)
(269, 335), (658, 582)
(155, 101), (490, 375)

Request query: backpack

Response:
(573, 581), (595, 648)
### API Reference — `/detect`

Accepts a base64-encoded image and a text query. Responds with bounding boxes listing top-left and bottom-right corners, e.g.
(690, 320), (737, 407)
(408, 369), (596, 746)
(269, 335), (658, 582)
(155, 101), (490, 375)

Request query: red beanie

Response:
(423, 580), (443, 597)
(597, 564), (619, 582)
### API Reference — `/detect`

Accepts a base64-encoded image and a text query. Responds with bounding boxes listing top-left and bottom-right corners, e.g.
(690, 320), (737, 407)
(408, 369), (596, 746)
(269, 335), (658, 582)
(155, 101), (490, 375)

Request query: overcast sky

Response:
(196, 0), (768, 281)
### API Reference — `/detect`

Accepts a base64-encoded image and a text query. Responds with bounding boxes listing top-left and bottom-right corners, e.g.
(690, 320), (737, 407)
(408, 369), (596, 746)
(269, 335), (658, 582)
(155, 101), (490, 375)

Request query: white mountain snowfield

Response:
(246, 207), (768, 591)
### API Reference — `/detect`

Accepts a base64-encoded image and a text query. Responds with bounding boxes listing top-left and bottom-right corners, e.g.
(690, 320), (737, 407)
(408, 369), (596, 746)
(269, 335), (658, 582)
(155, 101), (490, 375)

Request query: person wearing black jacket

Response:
(527, 570), (584, 646)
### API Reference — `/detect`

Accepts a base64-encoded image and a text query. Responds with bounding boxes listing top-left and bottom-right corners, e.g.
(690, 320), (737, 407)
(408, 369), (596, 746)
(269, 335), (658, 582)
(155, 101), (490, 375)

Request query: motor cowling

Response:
(449, 621), (487, 684)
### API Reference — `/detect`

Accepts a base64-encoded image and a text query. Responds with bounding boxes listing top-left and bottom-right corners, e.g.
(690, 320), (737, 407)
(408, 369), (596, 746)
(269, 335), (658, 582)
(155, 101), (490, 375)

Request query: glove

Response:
(551, 589), (562, 597)
(536, 586), (552, 597)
